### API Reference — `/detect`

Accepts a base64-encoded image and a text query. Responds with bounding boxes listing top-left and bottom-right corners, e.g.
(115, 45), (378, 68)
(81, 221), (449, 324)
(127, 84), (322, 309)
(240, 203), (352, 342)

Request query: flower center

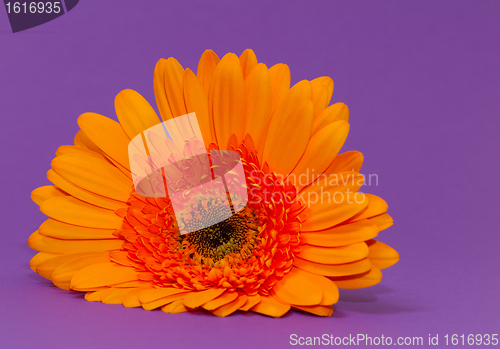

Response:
(179, 206), (258, 265)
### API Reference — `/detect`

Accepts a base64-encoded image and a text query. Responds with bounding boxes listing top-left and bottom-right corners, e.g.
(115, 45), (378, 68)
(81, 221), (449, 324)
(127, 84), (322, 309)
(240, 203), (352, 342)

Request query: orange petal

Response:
(114, 89), (161, 139)
(239, 49), (258, 78)
(47, 170), (126, 211)
(244, 63), (272, 154)
(240, 294), (261, 311)
(294, 257), (372, 277)
(30, 252), (61, 272)
(123, 288), (153, 308)
(272, 268), (322, 306)
(293, 305), (334, 316)
(291, 121), (350, 190)
(348, 194), (389, 222)
(301, 220), (378, 247)
(51, 153), (131, 202)
(101, 287), (133, 304)
(85, 289), (108, 302)
(251, 295), (290, 318)
(71, 262), (139, 291)
(183, 68), (213, 145)
(39, 219), (116, 240)
(56, 145), (105, 161)
(40, 196), (123, 229)
(301, 271), (339, 306)
(51, 253), (112, 290)
(160, 57), (187, 119)
(367, 240), (399, 270)
(368, 213), (393, 231)
(262, 100), (313, 176)
(197, 49), (220, 97)
(212, 295), (248, 317)
(162, 299), (190, 313)
(77, 112), (131, 170)
(323, 150), (364, 175)
(210, 53), (246, 147)
(329, 264), (383, 289)
(311, 103), (348, 136)
(28, 231), (123, 254)
(300, 177), (368, 231)
(139, 288), (190, 304)
(142, 293), (188, 311)
(74, 130), (102, 153)
(36, 252), (107, 280)
(31, 185), (66, 206)
(183, 288), (225, 309)
(298, 242), (369, 265)
(311, 77), (334, 108)
(202, 291), (238, 311)
(268, 63), (291, 113)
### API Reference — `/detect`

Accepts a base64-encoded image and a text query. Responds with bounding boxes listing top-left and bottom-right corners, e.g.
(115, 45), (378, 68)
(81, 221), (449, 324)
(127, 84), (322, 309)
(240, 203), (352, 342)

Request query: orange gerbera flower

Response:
(29, 49), (398, 317)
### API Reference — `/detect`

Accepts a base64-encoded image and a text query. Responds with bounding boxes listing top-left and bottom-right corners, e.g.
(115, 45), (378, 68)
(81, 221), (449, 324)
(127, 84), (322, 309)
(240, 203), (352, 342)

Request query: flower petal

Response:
(77, 112), (131, 171)
(262, 100), (313, 176)
(348, 194), (389, 222)
(368, 213), (393, 231)
(30, 252), (61, 272)
(301, 220), (378, 247)
(251, 295), (290, 318)
(329, 264), (383, 289)
(183, 288), (225, 309)
(39, 219), (116, 239)
(183, 68), (213, 145)
(268, 63), (291, 113)
(139, 288), (190, 304)
(162, 299), (190, 313)
(291, 121), (350, 189)
(300, 175), (368, 231)
(142, 293), (188, 311)
(324, 150), (364, 175)
(272, 267), (323, 306)
(240, 294), (261, 311)
(101, 288), (133, 304)
(244, 63), (272, 154)
(40, 196), (123, 229)
(202, 291), (238, 311)
(154, 58), (188, 120)
(212, 295), (248, 317)
(197, 49), (220, 96)
(74, 130), (101, 153)
(31, 186), (66, 206)
(210, 53), (246, 147)
(51, 253), (113, 290)
(51, 153), (131, 202)
(311, 77), (334, 108)
(298, 242), (369, 265)
(36, 252), (108, 281)
(294, 258), (372, 277)
(114, 89), (161, 139)
(367, 240), (399, 270)
(29, 231), (122, 254)
(311, 103), (348, 136)
(71, 262), (139, 291)
(47, 170), (126, 211)
(56, 145), (105, 161)
(239, 49), (258, 78)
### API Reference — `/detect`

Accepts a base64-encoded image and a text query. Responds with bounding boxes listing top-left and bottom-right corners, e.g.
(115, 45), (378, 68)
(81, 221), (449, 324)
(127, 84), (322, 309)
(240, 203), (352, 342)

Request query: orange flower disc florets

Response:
(115, 142), (305, 296)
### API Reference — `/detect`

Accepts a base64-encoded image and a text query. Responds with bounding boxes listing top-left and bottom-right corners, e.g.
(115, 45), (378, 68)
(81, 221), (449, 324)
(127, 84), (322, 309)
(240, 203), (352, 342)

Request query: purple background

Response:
(1, 1), (499, 348)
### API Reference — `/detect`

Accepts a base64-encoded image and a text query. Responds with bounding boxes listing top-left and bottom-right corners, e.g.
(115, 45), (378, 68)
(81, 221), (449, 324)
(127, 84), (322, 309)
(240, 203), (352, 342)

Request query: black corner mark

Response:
(3, 0), (79, 33)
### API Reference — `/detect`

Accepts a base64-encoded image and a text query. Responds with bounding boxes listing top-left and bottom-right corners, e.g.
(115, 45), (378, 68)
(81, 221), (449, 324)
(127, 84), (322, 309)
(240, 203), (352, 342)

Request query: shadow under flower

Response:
(331, 285), (421, 316)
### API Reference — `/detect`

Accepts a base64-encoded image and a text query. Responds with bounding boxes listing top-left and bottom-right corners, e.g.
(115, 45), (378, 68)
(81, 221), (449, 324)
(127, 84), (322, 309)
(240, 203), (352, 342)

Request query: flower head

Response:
(30, 49), (398, 317)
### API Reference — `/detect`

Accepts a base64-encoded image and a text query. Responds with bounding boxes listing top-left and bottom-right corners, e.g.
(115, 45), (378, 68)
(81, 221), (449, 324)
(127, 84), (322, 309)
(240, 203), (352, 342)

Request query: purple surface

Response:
(1, 1), (499, 348)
